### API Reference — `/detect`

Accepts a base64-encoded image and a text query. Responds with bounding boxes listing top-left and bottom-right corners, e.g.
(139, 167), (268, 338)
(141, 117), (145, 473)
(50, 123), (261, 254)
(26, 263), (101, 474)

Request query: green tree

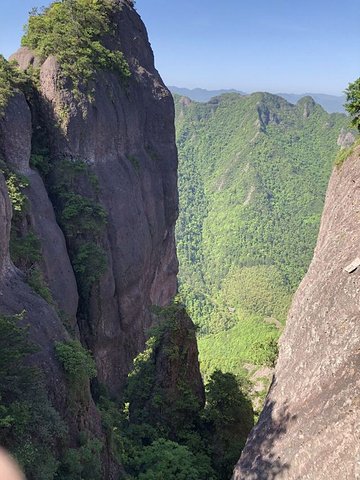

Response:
(204, 370), (253, 480)
(136, 439), (202, 480)
(0, 312), (66, 479)
(345, 78), (360, 131)
(22, 0), (130, 96)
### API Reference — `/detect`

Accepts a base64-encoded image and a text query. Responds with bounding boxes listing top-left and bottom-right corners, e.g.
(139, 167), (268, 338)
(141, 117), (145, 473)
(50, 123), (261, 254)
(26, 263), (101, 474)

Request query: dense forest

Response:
(174, 92), (355, 385)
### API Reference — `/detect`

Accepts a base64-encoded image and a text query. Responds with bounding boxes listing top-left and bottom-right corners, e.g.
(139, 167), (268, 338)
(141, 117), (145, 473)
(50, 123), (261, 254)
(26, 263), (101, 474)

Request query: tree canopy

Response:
(345, 78), (360, 131)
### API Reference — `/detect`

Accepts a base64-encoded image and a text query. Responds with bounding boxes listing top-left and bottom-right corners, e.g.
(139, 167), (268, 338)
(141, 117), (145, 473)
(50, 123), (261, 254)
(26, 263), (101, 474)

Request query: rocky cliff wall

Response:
(232, 145), (360, 479)
(6, 0), (178, 394)
(0, 84), (103, 449)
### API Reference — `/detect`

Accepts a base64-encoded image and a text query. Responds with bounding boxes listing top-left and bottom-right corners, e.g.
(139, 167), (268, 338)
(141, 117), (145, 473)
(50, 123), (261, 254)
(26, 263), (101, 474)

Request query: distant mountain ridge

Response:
(169, 86), (246, 102)
(169, 86), (346, 113)
(278, 92), (346, 114)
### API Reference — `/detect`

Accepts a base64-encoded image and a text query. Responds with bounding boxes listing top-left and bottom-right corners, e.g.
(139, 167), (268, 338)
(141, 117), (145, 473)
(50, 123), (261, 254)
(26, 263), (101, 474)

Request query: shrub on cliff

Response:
(22, 0), (131, 93)
(0, 312), (66, 479)
(345, 78), (360, 131)
(0, 55), (28, 114)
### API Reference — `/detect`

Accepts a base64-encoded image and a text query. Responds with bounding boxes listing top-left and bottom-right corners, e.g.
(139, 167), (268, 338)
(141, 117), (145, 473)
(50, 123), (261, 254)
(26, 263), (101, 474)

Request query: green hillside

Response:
(175, 92), (353, 380)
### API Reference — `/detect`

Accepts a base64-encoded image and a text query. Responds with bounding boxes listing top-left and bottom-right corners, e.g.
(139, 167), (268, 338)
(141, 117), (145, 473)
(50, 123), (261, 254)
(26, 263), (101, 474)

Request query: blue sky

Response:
(1, 0), (359, 95)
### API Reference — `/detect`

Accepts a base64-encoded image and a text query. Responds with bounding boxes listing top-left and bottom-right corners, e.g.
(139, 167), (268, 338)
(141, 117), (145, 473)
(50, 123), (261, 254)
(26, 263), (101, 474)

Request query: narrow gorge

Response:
(0, 0), (359, 479)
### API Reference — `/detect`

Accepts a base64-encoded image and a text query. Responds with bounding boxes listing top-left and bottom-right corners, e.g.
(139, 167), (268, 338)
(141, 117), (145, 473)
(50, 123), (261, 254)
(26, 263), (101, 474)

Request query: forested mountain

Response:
(174, 92), (355, 381)
(170, 87), (347, 113)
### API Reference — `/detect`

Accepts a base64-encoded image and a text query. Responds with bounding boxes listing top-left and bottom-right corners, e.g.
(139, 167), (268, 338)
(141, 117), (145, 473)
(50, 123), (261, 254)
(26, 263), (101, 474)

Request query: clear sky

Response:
(1, 0), (359, 95)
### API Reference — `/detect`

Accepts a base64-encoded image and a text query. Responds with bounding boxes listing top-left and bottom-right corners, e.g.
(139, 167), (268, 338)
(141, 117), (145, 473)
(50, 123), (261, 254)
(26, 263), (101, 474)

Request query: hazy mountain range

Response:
(169, 86), (347, 114)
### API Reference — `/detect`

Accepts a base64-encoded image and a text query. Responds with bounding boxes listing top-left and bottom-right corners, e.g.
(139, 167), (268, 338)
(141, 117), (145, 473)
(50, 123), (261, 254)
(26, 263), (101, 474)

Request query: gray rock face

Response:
(0, 89), (79, 321)
(9, 0), (178, 392)
(9, 46), (41, 71)
(0, 2), (179, 472)
(129, 307), (205, 433)
(232, 145), (360, 479)
(0, 91), (99, 442)
(39, 2), (177, 390)
(24, 171), (79, 319)
(0, 92), (32, 173)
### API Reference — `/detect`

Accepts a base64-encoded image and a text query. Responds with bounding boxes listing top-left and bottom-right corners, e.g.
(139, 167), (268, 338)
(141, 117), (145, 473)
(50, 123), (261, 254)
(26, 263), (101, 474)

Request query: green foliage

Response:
(41, 157), (108, 307)
(27, 266), (55, 305)
(50, 158), (93, 194)
(58, 431), (104, 480)
(0, 312), (66, 479)
(145, 146), (158, 162)
(71, 241), (107, 300)
(345, 78), (360, 131)
(55, 339), (97, 383)
(30, 153), (52, 176)
(0, 55), (28, 114)
(335, 137), (360, 167)
(127, 155), (140, 175)
(135, 438), (203, 480)
(204, 370), (253, 480)
(175, 93), (350, 339)
(0, 160), (30, 218)
(10, 228), (43, 269)
(221, 265), (292, 321)
(111, 302), (252, 479)
(22, 0), (130, 100)
(174, 92), (352, 392)
(60, 193), (107, 237)
(0, 159), (56, 305)
(198, 318), (280, 381)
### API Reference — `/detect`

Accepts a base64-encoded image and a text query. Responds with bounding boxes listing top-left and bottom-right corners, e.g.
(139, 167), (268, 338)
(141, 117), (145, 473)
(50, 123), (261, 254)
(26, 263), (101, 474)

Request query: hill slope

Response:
(175, 92), (354, 379)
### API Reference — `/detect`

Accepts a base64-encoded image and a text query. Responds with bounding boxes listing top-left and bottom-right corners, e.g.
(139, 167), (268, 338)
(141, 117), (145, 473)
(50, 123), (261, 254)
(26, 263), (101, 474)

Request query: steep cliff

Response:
(0, 0), (181, 477)
(232, 144), (360, 479)
(6, 0), (177, 388)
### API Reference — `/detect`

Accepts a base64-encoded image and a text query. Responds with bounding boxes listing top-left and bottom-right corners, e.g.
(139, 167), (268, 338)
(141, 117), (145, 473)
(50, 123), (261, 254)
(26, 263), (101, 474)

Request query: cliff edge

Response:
(233, 145), (360, 479)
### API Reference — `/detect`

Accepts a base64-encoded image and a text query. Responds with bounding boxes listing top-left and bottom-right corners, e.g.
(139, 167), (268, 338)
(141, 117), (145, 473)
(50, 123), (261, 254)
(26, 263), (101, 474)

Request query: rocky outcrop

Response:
(8, 0), (178, 393)
(0, 2), (185, 477)
(0, 91), (32, 173)
(128, 305), (205, 438)
(151, 308), (205, 416)
(232, 145), (360, 479)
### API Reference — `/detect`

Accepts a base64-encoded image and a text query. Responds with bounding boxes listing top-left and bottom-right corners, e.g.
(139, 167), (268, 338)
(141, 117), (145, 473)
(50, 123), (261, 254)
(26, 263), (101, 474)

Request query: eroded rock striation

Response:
(232, 145), (360, 479)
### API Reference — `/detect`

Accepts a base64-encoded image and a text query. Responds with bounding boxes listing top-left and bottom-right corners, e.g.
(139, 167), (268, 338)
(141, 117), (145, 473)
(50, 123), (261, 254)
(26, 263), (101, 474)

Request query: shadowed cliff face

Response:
(232, 145), (360, 479)
(9, 0), (178, 392)
(0, 88), (103, 447)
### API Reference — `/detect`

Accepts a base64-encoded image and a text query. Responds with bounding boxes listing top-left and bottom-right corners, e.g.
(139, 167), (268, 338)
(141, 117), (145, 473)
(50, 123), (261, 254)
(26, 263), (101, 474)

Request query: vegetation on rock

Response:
(0, 55), (28, 114)
(22, 0), (131, 95)
(105, 300), (254, 480)
(0, 312), (67, 479)
(32, 154), (108, 307)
